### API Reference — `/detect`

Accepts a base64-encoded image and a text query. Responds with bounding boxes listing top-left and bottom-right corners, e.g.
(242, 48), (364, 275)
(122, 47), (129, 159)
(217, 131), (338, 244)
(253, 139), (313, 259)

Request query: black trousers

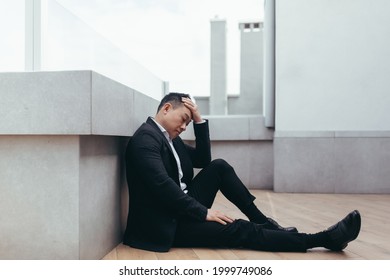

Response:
(173, 159), (307, 252)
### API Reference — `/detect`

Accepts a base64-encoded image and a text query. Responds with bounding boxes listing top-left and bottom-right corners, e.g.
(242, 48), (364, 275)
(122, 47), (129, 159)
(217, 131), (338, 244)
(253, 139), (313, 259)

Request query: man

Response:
(123, 92), (361, 253)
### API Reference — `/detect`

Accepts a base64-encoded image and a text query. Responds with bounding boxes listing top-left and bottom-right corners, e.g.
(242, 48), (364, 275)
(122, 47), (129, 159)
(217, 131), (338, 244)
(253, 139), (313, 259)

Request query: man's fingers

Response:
(207, 209), (235, 225)
(216, 215), (234, 225)
(216, 218), (227, 225)
(221, 215), (234, 224)
(182, 98), (196, 110)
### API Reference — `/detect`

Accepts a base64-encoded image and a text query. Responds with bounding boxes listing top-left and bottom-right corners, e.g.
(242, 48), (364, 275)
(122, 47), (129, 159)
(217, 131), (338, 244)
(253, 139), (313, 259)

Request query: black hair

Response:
(157, 92), (191, 113)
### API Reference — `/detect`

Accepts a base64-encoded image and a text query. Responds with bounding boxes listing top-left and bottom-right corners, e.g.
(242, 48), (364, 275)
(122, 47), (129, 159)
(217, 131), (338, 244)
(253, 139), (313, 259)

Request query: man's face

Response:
(162, 103), (192, 139)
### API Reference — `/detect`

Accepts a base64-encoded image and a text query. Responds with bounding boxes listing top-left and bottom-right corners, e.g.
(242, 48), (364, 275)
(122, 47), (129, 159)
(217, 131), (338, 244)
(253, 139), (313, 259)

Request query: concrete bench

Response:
(0, 70), (158, 259)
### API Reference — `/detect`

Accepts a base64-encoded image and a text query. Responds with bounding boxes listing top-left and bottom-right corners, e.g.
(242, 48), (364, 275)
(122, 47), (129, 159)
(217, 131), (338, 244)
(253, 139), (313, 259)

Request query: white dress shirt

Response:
(152, 118), (188, 193)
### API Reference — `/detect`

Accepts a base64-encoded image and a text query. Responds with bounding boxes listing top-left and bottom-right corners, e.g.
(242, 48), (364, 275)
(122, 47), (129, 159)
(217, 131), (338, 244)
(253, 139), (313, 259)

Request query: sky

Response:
(56, 0), (264, 96)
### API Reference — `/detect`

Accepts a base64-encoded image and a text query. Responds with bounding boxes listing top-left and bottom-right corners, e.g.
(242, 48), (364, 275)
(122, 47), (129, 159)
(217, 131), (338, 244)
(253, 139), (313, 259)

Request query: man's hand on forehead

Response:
(181, 96), (195, 104)
(181, 97), (203, 123)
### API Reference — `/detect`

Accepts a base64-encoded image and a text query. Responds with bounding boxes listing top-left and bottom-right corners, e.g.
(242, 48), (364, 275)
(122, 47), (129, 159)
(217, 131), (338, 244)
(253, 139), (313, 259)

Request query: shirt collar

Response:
(151, 117), (171, 142)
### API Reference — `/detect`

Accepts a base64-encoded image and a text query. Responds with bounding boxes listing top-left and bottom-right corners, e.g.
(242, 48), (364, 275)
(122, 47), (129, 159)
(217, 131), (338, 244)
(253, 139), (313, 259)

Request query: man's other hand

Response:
(206, 208), (235, 225)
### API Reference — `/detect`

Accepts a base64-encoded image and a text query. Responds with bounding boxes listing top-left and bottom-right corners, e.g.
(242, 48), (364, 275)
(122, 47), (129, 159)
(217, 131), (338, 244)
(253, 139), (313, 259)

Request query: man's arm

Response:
(182, 97), (234, 225)
(181, 97), (211, 168)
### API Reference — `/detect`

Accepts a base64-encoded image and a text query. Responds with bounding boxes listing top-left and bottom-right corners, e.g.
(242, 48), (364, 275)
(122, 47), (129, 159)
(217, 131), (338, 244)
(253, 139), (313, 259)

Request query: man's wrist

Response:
(194, 119), (205, 124)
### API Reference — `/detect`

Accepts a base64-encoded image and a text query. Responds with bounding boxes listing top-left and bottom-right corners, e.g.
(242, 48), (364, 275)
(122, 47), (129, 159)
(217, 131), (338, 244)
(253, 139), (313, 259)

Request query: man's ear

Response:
(162, 103), (172, 114)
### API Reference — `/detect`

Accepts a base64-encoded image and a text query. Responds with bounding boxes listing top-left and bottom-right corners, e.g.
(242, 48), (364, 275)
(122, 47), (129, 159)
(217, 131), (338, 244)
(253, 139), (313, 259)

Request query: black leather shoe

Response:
(324, 210), (361, 251)
(260, 218), (298, 233)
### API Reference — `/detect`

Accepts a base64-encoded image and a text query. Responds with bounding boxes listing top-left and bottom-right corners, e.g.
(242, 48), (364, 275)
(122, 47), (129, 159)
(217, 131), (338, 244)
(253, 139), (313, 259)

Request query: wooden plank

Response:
(156, 248), (199, 260)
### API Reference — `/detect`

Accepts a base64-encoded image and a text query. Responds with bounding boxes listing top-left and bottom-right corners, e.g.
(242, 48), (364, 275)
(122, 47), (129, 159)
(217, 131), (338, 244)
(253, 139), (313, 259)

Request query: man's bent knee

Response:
(209, 158), (232, 170)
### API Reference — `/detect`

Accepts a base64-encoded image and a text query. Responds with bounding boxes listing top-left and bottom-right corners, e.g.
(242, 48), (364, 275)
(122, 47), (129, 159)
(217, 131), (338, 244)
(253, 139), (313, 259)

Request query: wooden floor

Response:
(103, 190), (390, 260)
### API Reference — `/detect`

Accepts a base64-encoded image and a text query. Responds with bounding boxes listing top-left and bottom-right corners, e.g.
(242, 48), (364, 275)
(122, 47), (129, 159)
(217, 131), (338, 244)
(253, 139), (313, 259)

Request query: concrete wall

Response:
(0, 70), (158, 259)
(211, 141), (273, 189)
(0, 135), (128, 259)
(79, 136), (128, 260)
(0, 135), (80, 259)
(274, 132), (390, 193)
(275, 0), (390, 132)
(274, 0), (390, 193)
(182, 115), (274, 189)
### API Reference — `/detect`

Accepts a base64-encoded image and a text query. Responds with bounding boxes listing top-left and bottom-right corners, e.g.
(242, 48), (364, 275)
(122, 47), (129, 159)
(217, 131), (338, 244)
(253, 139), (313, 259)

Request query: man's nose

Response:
(180, 123), (187, 131)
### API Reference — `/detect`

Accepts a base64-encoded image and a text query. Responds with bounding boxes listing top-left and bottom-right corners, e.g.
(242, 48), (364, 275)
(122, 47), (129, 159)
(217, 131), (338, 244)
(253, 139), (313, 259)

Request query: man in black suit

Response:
(123, 92), (361, 253)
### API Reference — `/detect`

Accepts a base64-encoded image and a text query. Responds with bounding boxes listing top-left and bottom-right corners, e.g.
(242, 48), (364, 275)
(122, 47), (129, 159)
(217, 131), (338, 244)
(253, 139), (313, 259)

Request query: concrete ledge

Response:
(335, 131), (390, 138)
(274, 131), (335, 138)
(0, 71), (159, 136)
(0, 71), (158, 259)
(1, 71), (91, 134)
(182, 115), (274, 141)
(275, 131), (390, 138)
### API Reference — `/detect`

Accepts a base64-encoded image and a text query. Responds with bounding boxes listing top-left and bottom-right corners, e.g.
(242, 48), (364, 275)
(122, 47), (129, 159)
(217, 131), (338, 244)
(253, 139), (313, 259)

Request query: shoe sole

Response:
(341, 210), (362, 250)
(350, 210), (361, 241)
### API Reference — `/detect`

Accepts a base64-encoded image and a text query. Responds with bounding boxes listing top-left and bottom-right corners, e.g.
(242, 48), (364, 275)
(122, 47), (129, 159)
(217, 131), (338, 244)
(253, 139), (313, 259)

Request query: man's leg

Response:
(173, 219), (306, 252)
(189, 159), (258, 213)
(189, 159), (296, 231)
(173, 210), (361, 252)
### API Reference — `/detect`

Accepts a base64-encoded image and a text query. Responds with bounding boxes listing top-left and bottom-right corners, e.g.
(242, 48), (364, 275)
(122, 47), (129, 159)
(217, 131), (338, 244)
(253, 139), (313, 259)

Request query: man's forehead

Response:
(181, 106), (192, 120)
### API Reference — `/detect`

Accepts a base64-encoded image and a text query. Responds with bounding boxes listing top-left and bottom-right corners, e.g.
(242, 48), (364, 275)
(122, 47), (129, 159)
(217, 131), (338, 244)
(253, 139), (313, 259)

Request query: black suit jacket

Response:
(123, 117), (212, 252)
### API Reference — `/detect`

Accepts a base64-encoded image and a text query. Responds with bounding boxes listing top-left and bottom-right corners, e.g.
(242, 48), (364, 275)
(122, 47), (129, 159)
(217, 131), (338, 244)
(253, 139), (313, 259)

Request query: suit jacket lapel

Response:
(146, 117), (177, 164)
